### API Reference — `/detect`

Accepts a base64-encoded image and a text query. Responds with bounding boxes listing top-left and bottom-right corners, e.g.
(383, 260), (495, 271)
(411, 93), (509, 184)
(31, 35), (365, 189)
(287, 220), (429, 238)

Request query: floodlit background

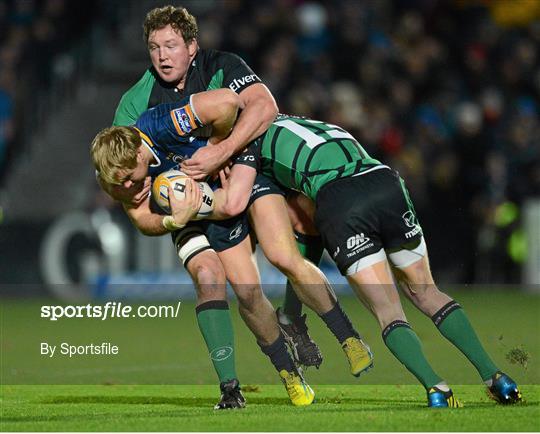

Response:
(0, 0), (539, 300)
(0, 0), (538, 389)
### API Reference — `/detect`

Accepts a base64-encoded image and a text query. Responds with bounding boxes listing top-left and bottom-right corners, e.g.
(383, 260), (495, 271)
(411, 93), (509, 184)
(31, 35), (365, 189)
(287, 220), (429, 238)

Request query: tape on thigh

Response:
(387, 237), (427, 269)
(173, 227), (213, 266)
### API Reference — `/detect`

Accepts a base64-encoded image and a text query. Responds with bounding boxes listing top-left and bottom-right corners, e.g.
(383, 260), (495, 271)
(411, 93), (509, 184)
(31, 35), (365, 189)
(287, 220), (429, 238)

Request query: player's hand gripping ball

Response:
(152, 169), (214, 220)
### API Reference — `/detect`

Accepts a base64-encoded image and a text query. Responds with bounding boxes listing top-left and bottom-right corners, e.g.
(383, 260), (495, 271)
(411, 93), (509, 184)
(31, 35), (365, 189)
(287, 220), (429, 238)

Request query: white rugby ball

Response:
(152, 169), (214, 220)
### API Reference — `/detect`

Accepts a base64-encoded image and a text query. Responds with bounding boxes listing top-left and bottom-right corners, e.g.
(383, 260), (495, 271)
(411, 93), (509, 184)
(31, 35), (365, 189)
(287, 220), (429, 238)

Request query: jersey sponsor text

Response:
(229, 74), (259, 92)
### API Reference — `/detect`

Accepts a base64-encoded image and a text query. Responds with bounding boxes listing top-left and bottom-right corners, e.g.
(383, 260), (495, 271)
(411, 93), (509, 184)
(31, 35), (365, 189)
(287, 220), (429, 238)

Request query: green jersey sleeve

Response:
(113, 69), (156, 126)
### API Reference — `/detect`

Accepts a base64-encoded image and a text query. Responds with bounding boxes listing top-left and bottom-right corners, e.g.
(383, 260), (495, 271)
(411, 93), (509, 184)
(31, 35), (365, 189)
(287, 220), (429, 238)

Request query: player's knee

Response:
(289, 209), (318, 236)
(398, 257), (433, 286)
(193, 261), (226, 286)
(286, 193), (318, 235)
(292, 222), (318, 237)
(234, 284), (260, 311)
(187, 254), (227, 299)
(266, 250), (300, 275)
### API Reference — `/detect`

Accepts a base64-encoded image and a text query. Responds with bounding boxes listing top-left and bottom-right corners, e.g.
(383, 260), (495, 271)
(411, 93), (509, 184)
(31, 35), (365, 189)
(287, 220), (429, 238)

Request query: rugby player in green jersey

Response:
(108, 5), (325, 374)
(204, 114), (522, 408)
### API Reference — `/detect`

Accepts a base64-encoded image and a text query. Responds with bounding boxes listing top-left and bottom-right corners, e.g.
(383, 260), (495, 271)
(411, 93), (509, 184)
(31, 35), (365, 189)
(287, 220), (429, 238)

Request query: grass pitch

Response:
(2, 291), (539, 386)
(1, 290), (539, 431)
(1, 384), (539, 431)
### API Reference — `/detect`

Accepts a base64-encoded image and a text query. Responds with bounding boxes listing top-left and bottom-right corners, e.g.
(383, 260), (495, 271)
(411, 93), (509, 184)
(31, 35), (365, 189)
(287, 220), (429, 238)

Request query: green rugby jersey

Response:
(113, 48), (262, 126)
(237, 115), (383, 201)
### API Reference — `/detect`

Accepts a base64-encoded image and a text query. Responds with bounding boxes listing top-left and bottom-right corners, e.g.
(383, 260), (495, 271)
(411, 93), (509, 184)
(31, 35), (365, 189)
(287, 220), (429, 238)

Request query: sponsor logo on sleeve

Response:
(170, 105), (196, 136)
(229, 74), (260, 92)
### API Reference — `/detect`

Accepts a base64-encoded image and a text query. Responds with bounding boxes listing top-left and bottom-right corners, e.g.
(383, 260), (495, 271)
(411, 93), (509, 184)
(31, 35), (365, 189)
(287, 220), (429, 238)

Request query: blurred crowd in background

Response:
(0, 0), (96, 183)
(1, 0), (539, 283)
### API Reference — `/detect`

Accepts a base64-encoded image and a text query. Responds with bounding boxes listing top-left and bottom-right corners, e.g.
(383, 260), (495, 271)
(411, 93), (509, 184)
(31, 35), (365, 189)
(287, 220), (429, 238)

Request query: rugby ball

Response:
(152, 169), (214, 220)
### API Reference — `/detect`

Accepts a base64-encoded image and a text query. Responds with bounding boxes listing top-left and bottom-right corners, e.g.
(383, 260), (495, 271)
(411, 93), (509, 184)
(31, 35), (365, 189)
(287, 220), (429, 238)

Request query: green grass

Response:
(1, 290), (539, 430)
(1, 384), (539, 431)
(2, 291), (538, 385)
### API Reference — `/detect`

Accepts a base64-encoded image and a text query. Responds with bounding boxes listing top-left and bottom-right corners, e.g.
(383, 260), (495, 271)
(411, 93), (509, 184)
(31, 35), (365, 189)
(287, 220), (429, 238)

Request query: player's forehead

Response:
(148, 25), (185, 45)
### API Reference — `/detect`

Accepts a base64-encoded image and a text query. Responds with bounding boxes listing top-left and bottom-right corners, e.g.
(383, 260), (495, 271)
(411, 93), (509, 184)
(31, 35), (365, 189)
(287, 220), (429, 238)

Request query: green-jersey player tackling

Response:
(206, 113), (522, 408)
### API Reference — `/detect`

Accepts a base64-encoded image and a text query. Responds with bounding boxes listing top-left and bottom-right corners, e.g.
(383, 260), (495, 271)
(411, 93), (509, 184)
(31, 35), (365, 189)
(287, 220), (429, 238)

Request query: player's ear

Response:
(187, 39), (198, 57)
(136, 146), (145, 162)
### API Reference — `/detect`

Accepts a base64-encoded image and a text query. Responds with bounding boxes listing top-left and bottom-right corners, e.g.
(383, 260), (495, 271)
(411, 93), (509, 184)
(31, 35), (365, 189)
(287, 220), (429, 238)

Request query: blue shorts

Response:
(171, 174), (287, 265)
(248, 173), (287, 207)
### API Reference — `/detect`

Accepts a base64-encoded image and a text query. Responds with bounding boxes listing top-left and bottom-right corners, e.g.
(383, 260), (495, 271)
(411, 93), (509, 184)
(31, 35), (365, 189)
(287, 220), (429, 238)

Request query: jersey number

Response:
(273, 119), (357, 149)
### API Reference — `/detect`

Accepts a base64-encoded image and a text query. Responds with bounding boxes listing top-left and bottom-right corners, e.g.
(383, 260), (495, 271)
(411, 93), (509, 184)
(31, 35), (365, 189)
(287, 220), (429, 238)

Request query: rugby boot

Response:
(214, 378), (246, 410)
(341, 336), (373, 377)
(277, 308), (323, 368)
(279, 368), (315, 406)
(487, 371), (522, 404)
(427, 386), (463, 408)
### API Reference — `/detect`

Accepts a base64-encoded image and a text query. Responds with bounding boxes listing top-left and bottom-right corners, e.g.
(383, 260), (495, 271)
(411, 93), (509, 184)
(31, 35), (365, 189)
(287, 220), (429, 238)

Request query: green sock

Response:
(383, 321), (443, 389)
(196, 300), (238, 384)
(433, 301), (498, 381)
(282, 232), (324, 318)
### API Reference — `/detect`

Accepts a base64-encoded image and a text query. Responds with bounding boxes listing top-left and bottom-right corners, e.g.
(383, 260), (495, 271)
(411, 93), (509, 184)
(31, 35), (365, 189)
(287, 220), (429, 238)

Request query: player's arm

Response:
(182, 53), (278, 179)
(182, 84), (276, 179)
(191, 89), (242, 140)
(102, 89), (241, 206)
(123, 179), (202, 235)
(140, 89), (242, 144)
(223, 83), (278, 151)
(210, 164), (257, 220)
(123, 197), (168, 236)
(220, 53), (278, 147)
(207, 146), (259, 220)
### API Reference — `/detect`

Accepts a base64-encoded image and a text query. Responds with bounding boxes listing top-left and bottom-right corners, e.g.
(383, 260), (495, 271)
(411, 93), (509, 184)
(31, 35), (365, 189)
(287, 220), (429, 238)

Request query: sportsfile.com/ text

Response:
(40, 301), (182, 321)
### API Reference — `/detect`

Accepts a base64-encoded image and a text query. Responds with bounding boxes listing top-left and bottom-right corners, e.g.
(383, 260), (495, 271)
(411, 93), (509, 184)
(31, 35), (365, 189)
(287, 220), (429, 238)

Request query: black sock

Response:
(259, 334), (295, 373)
(320, 302), (358, 344)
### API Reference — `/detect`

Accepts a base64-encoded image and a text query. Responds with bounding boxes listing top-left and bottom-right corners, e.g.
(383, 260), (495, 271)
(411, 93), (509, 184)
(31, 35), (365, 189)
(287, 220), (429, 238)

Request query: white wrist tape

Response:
(162, 215), (186, 231)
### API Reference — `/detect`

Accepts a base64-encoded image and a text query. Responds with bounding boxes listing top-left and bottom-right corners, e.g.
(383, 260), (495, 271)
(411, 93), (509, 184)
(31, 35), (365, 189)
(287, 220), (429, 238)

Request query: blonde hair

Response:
(143, 5), (198, 44)
(91, 126), (141, 185)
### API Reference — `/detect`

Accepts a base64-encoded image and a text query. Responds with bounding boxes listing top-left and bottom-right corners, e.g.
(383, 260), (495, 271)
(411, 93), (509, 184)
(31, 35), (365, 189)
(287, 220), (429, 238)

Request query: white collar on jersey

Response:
(141, 139), (161, 167)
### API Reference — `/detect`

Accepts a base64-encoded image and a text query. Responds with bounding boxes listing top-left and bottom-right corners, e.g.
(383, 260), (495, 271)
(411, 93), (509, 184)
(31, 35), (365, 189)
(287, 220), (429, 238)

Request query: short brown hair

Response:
(143, 5), (198, 44)
(91, 126), (141, 185)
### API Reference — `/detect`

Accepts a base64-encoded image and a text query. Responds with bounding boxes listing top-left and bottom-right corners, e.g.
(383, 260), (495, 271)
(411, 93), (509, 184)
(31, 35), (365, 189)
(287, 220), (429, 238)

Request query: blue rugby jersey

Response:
(134, 95), (208, 178)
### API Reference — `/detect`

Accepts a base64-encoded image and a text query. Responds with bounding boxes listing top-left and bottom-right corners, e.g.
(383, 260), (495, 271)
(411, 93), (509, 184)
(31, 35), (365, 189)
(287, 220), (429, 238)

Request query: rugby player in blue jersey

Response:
(109, 5), (325, 374)
(92, 89), (374, 407)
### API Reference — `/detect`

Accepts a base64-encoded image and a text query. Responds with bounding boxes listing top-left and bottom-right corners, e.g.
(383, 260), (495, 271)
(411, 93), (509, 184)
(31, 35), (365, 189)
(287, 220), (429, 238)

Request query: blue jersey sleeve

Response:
(135, 96), (203, 145)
